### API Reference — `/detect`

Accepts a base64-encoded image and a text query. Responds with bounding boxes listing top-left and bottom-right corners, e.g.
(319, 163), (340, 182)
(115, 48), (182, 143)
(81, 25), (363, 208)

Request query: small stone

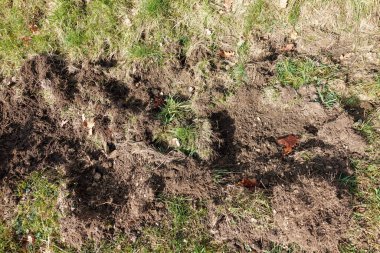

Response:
(279, 0), (288, 8)
(188, 86), (194, 93)
(94, 172), (102, 181)
(169, 138), (181, 147)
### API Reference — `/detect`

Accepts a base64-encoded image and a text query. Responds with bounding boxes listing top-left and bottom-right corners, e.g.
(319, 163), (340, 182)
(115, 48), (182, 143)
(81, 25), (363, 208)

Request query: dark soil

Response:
(0, 51), (366, 252)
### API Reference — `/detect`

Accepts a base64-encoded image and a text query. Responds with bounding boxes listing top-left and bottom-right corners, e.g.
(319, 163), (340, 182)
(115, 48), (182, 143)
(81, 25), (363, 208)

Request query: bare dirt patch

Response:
(0, 50), (367, 251)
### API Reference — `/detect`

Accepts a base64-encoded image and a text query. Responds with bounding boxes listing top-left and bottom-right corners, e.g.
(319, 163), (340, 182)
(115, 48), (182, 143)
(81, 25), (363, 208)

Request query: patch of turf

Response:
(155, 97), (213, 159)
(348, 160), (380, 251)
(218, 189), (272, 228)
(158, 96), (192, 125)
(170, 126), (197, 156)
(80, 234), (133, 253)
(139, 196), (218, 253)
(13, 172), (61, 252)
(0, 0), (52, 75)
(129, 42), (163, 62)
(141, 0), (171, 18)
(0, 222), (20, 253)
(244, 0), (276, 34)
(276, 58), (336, 89)
(288, 0), (303, 26)
(50, 0), (131, 61)
(317, 85), (339, 108)
(354, 119), (378, 144)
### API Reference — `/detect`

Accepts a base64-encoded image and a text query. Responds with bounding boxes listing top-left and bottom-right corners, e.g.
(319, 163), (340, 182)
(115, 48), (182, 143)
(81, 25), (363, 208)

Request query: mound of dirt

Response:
(0, 55), (217, 248)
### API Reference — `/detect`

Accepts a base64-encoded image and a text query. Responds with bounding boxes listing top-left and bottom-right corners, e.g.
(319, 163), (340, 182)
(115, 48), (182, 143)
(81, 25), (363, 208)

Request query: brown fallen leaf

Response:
(279, 43), (295, 52)
(21, 36), (32, 46)
(29, 24), (39, 34)
(277, 134), (300, 155)
(218, 49), (235, 59)
(237, 177), (258, 189)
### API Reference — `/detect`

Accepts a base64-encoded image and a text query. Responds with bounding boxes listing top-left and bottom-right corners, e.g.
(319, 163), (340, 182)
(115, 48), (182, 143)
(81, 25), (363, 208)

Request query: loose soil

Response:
(0, 49), (367, 252)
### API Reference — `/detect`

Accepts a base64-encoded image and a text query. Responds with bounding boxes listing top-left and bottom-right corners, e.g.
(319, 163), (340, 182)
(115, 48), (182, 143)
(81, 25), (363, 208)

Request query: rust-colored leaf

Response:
(277, 134), (299, 155)
(21, 36), (32, 46)
(237, 177), (258, 189)
(218, 49), (235, 59)
(29, 24), (39, 34)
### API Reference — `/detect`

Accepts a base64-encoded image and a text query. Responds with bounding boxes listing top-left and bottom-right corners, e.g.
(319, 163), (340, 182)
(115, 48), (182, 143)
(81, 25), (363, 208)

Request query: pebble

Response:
(94, 172), (102, 181)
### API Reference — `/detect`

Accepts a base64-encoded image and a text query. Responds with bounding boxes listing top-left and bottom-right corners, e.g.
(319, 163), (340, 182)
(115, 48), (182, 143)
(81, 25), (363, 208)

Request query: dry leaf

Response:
(224, 0), (233, 12)
(21, 36), (32, 46)
(218, 50), (235, 59)
(277, 134), (300, 155)
(237, 177), (258, 189)
(280, 43), (295, 52)
(29, 24), (39, 34)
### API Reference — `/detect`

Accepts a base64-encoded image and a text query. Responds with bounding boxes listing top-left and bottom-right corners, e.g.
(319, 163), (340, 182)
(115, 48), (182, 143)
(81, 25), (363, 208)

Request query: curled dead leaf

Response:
(237, 177), (258, 189)
(218, 50), (235, 59)
(279, 43), (295, 52)
(277, 134), (300, 155)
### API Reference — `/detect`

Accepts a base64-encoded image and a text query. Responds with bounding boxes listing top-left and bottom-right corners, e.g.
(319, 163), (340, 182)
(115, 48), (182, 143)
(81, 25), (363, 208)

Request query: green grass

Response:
(139, 196), (217, 253)
(244, 0), (276, 34)
(49, 0), (131, 61)
(13, 172), (61, 252)
(170, 126), (197, 156)
(142, 0), (171, 18)
(155, 97), (213, 159)
(317, 85), (339, 108)
(158, 96), (192, 125)
(347, 160), (380, 251)
(218, 189), (272, 228)
(354, 119), (378, 144)
(288, 0), (303, 26)
(0, 223), (20, 252)
(338, 174), (358, 194)
(80, 235), (133, 253)
(276, 58), (336, 89)
(0, 0), (52, 75)
(130, 43), (163, 61)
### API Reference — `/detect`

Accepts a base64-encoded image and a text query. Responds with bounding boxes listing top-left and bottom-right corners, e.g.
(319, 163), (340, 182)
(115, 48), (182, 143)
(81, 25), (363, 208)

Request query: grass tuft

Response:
(14, 172), (61, 252)
(137, 196), (218, 252)
(317, 85), (339, 108)
(244, 0), (276, 34)
(158, 96), (192, 125)
(142, 0), (171, 18)
(155, 97), (213, 159)
(276, 58), (336, 89)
